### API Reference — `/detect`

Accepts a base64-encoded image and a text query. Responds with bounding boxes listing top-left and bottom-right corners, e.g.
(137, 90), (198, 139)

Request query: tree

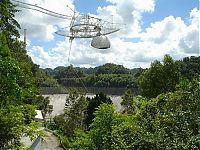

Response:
(139, 60), (164, 98)
(111, 116), (154, 150)
(0, 56), (24, 106)
(121, 90), (146, 114)
(54, 89), (88, 137)
(36, 69), (59, 87)
(0, 34), (25, 106)
(56, 65), (85, 79)
(0, 33), (44, 107)
(0, 105), (40, 149)
(95, 63), (131, 74)
(69, 129), (93, 150)
(162, 55), (180, 92)
(136, 76), (200, 149)
(177, 56), (200, 80)
(70, 104), (137, 150)
(86, 74), (137, 88)
(121, 90), (135, 114)
(139, 55), (180, 98)
(0, 33), (10, 57)
(84, 92), (112, 128)
(89, 103), (115, 150)
(1, 0), (40, 96)
(0, 2), (48, 148)
(69, 76), (200, 149)
(0, 0), (20, 42)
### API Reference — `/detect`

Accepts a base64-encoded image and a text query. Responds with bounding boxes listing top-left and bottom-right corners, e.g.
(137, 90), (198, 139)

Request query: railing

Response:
(30, 136), (42, 150)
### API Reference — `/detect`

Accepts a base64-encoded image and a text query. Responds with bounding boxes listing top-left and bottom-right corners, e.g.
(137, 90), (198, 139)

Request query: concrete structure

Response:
(35, 110), (44, 122)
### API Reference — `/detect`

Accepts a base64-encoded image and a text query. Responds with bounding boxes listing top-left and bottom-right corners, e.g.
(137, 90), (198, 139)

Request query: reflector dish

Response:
(91, 35), (110, 49)
(11, 0), (122, 49)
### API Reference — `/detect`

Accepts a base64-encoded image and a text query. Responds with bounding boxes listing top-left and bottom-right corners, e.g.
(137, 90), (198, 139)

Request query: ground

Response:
(42, 131), (63, 150)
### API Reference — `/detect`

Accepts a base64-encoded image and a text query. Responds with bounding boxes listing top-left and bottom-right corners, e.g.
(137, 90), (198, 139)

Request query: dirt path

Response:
(42, 131), (63, 150)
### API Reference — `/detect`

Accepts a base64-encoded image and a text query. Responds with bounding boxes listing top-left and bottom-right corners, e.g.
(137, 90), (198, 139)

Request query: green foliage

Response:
(9, 41), (39, 97)
(58, 73), (137, 88)
(178, 56), (200, 80)
(53, 89), (88, 137)
(0, 3), (48, 149)
(41, 76), (59, 87)
(65, 95), (87, 137)
(111, 117), (155, 150)
(0, 105), (40, 149)
(95, 63), (131, 74)
(87, 74), (137, 88)
(39, 56), (200, 91)
(131, 67), (143, 78)
(40, 63), (138, 89)
(41, 67), (56, 76)
(121, 90), (135, 113)
(89, 104), (115, 150)
(23, 95), (51, 117)
(67, 76), (200, 149)
(58, 77), (87, 87)
(163, 55), (180, 92)
(0, 33), (43, 107)
(0, 56), (23, 105)
(56, 65), (85, 79)
(1, 1), (41, 98)
(0, 33), (10, 57)
(0, 0), (20, 41)
(70, 104), (133, 150)
(139, 55), (180, 98)
(36, 68), (59, 87)
(136, 76), (200, 149)
(69, 129), (93, 150)
(139, 60), (164, 98)
(84, 92), (112, 128)
(121, 90), (146, 114)
(0, 36), (39, 106)
(0, 34), (23, 105)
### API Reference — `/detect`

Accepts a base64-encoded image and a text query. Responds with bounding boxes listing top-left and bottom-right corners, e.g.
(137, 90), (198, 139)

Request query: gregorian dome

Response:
(91, 35), (111, 49)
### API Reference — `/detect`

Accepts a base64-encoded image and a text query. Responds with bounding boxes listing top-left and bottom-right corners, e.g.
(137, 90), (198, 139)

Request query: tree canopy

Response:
(178, 56), (200, 80)
(139, 55), (180, 98)
(95, 63), (131, 74)
(67, 76), (200, 150)
(0, 1), (49, 148)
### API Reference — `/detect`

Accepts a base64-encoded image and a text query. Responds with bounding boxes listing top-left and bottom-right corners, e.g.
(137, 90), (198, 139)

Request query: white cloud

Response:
(15, 0), (199, 69)
(15, 0), (74, 41)
(97, 0), (155, 37)
(140, 16), (186, 44)
(139, 8), (199, 58)
(106, 0), (155, 12)
(179, 8), (199, 54)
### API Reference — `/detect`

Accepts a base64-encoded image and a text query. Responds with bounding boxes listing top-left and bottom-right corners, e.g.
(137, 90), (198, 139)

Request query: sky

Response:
(14, 0), (199, 69)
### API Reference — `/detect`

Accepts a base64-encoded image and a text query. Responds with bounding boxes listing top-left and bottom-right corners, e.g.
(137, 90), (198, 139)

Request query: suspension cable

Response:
(67, 39), (89, 93)
(11, 0), (72, 19)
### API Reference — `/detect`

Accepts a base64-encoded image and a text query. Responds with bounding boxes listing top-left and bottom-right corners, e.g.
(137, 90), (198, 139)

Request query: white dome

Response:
(91, 35), (110, 49)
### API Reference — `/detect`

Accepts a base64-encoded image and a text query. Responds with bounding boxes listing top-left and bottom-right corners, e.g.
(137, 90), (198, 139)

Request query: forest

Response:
(45, 55), (200, 149)
(38, 56), (200, 92)
(0, 0), (200, 149)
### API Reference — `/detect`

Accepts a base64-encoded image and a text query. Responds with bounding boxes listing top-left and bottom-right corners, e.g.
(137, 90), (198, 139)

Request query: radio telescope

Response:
(11, 0), (122, 49)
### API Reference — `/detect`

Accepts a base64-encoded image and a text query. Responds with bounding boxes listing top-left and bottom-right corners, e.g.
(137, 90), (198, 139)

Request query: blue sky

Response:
(14, 0), (199, 68)
(142, 0), (199, 28)
(75, 0), (198, 27)
(75, 0), (110, 13)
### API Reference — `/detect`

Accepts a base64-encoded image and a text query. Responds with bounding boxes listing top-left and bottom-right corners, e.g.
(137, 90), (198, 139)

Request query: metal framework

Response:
(11, 0), (122, 49)
(55, 14), (120, 39)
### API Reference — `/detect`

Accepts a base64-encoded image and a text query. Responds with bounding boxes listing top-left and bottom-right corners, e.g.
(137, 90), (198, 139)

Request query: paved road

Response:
(42, 131), (63, 150)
